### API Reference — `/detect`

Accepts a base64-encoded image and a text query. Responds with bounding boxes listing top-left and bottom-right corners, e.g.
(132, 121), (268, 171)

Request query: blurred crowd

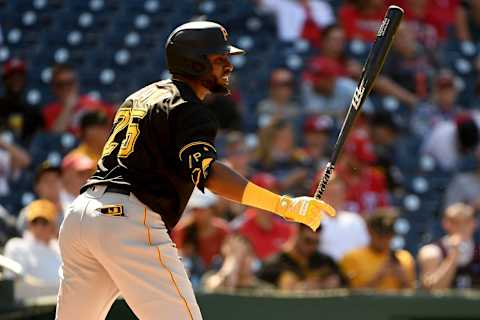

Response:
(2, 0), (480, 296)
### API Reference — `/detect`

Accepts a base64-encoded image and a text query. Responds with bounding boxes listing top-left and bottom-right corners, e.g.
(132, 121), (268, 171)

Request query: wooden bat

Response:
(314, 5), (404, 200)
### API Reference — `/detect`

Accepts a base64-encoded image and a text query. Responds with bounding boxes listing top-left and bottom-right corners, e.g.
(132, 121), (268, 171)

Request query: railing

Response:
(3, 287), (480, 320)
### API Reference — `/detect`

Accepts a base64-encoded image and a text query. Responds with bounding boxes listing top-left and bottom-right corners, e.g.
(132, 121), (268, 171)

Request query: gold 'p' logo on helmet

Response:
(220, 27), (228, 41)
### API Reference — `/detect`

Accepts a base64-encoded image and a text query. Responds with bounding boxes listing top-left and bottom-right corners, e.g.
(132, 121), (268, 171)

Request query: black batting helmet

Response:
(165, 21), (245, 78)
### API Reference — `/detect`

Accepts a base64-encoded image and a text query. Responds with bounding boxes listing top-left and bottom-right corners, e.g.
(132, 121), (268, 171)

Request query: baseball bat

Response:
(313, 5), (404, 200)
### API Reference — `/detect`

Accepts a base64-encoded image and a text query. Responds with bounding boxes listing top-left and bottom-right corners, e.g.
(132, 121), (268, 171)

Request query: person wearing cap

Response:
(412, 69), (463, 138)
(0, 58), (42, 144)
(235, 173), (295, 261)
(172, 189), (231, 287)
(340, 208), (415, 290)
(257, 224), (343, 290)
(64, 110), (111, 164)
(256, 68), (301, 129)
(42, 63), (114, 134)
(335, 130), (390, 214)
(302, 56), (373, 121)
(16, 161), (63, 234)
(59, 153), (95, 213)
(3, 199), (61, 285)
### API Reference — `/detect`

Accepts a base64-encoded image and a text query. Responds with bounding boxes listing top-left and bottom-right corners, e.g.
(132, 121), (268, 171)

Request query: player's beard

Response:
(200, 72), (230, 95)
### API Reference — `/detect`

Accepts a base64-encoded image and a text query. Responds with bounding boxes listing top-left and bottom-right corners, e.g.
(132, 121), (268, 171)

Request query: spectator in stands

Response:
(202, 235), (269, 291)
(172, 189), (230, 287)
(254, 119), (312, 195)
(316, 24), (362, 79)
(302, 57), (373, 121)
(398, 0), (459, 48)
(340, 208), (416, 290)
(0, 204), (19, 247)
(302, 115), (333, 170)
(378, 22), (432, 108)
(412, 70), (462, 137)
(17, 161), (63, 234)
(216, 132), (252, 221)
(422, 113), (480, 171)
(221, 131), (252, 177)
(338, 0), (387, 42)
(59, 153), (95, 212)
(235, 173), (294, 261)
(256, 68), (301, 129)
(336, 131), (390, 213)
(42, 64), (114, 134)
(418, 203), (480, 290)
(0, 58), (42, 145)
(258, 224), (343, 290)
(0, 133), (31, 198)
(369, 111), (401, 190)
(254, 0), (335, 44)
(64, 111), (110, 164)
(317, 175), (369, 262)
(455, 0), (480, 43)
(3, 199), (61, 286)
(445, 153), (480, 209)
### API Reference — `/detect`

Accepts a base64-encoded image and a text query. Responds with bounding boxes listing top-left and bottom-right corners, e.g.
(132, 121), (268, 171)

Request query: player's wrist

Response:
(241, 182), (283, 216)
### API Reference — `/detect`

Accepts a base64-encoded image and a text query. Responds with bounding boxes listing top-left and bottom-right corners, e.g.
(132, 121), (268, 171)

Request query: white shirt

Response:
(422, 111), (480, 171)
(302, 77), (374, 119)
(0, 148), (11, 196)
(60, 189), (75, 214)
(259, 0), (335, 42)
(3, 232), (61, 285)
(319, 210), (369, 261)
(421, 120), (458, 171)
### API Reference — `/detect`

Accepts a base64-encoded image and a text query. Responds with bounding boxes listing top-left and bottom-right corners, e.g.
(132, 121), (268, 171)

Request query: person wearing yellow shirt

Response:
(340, 208), (416, 291)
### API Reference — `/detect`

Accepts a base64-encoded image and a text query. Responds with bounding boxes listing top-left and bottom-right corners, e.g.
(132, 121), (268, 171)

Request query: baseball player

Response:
(55, 21), (336, 320)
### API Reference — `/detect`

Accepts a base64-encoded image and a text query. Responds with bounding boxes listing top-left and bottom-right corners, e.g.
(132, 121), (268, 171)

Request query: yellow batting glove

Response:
(275, 196), (336, 231)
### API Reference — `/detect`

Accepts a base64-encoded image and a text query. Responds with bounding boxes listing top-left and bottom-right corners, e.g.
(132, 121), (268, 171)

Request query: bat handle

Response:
(314, 162), (335, 200)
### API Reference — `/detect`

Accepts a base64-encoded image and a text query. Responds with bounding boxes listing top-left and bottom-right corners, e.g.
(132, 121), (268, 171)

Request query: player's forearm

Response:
(206, 161), (335, 231)
(206, 161), (285, 213)
(205, 161), (248, 203)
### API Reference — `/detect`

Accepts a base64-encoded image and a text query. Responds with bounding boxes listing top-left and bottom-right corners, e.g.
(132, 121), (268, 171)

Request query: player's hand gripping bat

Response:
(313, 5), (404, 200)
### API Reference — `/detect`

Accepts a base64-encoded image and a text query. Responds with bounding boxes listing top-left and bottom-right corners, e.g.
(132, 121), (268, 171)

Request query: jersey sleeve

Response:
(172, 102), (219, 192)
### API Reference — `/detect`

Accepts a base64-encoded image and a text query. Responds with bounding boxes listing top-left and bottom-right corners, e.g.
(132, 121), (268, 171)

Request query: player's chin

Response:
(212, 79), (231, 95)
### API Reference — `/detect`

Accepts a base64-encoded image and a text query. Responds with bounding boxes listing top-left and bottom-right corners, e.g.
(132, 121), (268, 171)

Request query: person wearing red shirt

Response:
(338, 0), (387, 42)
(172, 189), (231, 269)
(336, 130), (389, 214)
(236, 173), (295, 261)
(398, 0), (459, 42)
(42, 64), (115, 134)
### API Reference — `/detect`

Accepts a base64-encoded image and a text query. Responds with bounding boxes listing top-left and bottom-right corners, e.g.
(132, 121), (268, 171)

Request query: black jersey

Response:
(82, 79), (218, 231)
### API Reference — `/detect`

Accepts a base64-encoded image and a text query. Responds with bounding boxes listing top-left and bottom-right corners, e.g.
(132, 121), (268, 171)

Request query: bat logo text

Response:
(377, 18), (390, 37)
(352, 82), (366, 110)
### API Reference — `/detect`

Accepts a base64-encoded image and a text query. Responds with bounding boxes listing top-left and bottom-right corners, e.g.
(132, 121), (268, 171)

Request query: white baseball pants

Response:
(55, 185), (202, 320)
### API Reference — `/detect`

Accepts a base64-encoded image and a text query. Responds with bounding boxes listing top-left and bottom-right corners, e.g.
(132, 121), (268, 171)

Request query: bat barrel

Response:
(312, 5), (404, 201)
